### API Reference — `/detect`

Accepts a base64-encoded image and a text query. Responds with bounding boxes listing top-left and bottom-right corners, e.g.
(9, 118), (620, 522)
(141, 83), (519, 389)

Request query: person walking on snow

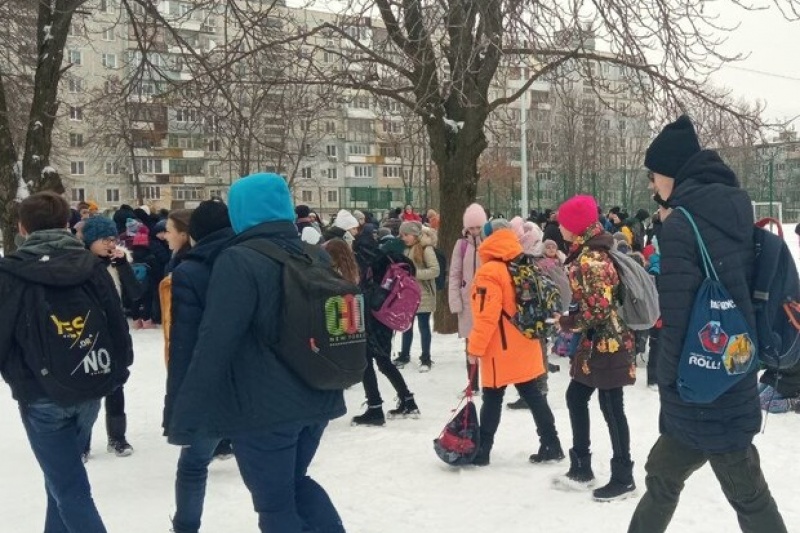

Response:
(449, 203), (488, 393)
(468, 219), (563, 466)
(392, 221), (440, 372)
(554, 195), (638, 502)
(628, 116), (786, 533)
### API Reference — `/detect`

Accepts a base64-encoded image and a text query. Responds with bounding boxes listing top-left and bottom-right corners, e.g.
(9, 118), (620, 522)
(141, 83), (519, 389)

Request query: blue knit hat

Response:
(228, 173), (295, 234)
(82, 216), (118, 248)
(482, 218), (511, 239)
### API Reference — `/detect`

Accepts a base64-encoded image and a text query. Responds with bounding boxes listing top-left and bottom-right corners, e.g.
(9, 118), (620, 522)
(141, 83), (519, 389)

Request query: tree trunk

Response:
(430, 124), (484, 334)
(0, 71), (19, 253)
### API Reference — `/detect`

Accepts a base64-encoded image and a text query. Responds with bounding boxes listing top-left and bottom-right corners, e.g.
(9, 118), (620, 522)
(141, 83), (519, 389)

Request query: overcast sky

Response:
(712, 6), (800, 128)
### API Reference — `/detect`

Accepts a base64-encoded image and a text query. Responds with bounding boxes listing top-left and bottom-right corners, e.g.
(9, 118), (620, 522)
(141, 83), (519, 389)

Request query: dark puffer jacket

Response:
(163, 227), (233, 436)
(167, 221), (346, 445)
(657, 149), (760, 453)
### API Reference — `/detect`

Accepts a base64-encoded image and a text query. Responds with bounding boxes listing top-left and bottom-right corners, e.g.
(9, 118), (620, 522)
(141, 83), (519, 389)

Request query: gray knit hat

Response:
(481, 218), (511, 239)
(399, 220), (423, 237)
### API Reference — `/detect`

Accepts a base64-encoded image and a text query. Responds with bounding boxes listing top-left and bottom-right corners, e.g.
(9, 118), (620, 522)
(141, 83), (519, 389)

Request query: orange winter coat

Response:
(468, 229), (546, 388)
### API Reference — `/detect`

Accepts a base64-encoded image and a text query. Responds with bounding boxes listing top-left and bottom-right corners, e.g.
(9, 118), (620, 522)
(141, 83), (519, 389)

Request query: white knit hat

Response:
(333, 210), (359, 231)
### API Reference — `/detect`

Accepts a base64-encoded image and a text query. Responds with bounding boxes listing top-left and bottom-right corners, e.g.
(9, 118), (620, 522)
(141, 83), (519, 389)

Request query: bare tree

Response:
(0, 0), (90, 251)
(288, 0), (800, 331)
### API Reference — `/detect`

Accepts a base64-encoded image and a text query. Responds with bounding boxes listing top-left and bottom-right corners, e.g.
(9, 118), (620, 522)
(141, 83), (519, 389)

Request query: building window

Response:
(101, 53), (116, 68)
(68, 50), (82, 66)
(348, 144), (370, 155)
(69, 106), (83, 121)
(301, 190), (313, 202)
(170, 159), (204, 175)
(327, 190), (338, 202)
(71, 188), (86, 202)
(326, 145), (337, 158)
(207, 138), (221, 152)
(382, 166), (401, 178)
(105, 161), (120, 175)
(328, 168), (338, 180)
(134, 158), (163, 174)
(142, 186), (161, 200)
(174, 187), (204, 201)
(102, 28), (115, 41)
(106, 188), (120, 203)
(99, 0), (115, 14)
(176, 108), (198, 122)
(353, 165), (372, 178)
(301, 167), (312, 180)
(325, 121), (336, 134)
(69, 133), (84, 148)
(69, 23), (83, 37)
(70, 161), (85, 175)
(68, 78), (84, 93)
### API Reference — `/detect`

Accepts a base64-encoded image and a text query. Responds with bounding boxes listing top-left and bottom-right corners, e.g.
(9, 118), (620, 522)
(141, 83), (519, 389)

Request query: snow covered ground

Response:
(0, 226), (798, 532)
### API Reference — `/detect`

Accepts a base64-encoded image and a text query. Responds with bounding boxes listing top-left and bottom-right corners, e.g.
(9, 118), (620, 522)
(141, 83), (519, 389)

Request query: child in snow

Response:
(449, 203), (488, 393)
(554, 195), (637, 502)
(393, 221), (440, 372)
(166, 200), (236, 533)
(81, 215), (143, 459)
(468, 219), (563, 466)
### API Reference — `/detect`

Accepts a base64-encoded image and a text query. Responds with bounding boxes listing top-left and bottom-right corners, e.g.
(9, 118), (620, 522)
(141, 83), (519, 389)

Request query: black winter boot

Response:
(393, 352), (411, 368)
(351, 405), (386, 426)
(472, 435), (493, 466)
(106, 415), (133, 457)
(506, 397), (528, 410)
(593, 458), (636, 502)
(419, 353), (432, 373)
(387, 395), (420, 418)
(553, 450), (595, 491)
(529, 441), (565, 464)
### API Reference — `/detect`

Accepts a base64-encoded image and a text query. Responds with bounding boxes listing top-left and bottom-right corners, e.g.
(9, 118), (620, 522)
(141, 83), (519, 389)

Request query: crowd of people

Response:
(0, 114), (795, 533)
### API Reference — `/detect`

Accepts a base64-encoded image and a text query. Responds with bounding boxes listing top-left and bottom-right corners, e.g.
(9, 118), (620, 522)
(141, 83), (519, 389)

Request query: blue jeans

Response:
(19, 399), (106, 533)
(401, 313), (432, 360)
(231, 422), (345, 533)
(172, 437), (222, 533)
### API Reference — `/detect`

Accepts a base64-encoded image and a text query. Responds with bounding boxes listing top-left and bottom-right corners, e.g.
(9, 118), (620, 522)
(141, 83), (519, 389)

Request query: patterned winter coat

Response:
(403, 229), (440, 314)
(560, 223), (636, 390)
(448, 233), (482, 338)
(469, 229), (546, 388)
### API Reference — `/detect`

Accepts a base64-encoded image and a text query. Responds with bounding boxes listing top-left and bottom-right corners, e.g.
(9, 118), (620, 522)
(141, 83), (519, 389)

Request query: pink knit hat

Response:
(509, 216), (526, 239)
(558, 195), (599, 235)
(462, 203), (488, 229)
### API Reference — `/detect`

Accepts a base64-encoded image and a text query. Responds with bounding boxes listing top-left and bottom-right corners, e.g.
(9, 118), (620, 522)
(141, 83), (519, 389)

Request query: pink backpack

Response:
(371, 262), (422, 331)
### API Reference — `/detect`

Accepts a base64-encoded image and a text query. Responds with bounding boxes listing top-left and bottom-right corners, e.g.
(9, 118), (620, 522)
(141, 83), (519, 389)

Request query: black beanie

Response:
(645, 115), (702, 180)
(636, 209), (649, 221)
(295, 204), (311, 219)
(189, 199), (230, 242)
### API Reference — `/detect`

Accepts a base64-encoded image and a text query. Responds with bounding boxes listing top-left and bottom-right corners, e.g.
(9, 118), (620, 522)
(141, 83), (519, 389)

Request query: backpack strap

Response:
(460, 238), (469, 260)
(238, 239), (316, 266)
(675, 207), (718, 281)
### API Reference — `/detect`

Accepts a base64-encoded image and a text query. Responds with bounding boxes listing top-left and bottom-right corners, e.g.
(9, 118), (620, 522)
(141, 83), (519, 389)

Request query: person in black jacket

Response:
(168, 173), (346, 533)
(351, 244), (420, 426)
(81, 215), (143, 459)
(0, 192), (132, 533)
(628, 116), (787, 533)
(165, 199), (235, 533)
(543, 210), (568, 253)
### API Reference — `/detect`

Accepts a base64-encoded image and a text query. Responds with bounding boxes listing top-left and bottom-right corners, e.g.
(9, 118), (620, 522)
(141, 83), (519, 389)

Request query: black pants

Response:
(566, 380), (630, 462)
(85, 386), (127, 453)
(131, 280), (155, 321)
(480, 379), (559, 449)
(647, 326), (660, 385)
(628, 435), (786, 533)
(362, 323), (411, 406)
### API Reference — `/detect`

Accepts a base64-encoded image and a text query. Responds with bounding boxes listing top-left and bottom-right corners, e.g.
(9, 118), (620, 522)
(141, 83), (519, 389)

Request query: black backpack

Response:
(240, 240), (367, 390)
(17, 278), (127, 406)
(751, 220), (800, 370)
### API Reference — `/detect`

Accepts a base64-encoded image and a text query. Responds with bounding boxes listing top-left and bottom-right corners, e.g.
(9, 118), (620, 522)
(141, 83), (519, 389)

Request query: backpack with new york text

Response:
(10, 262), (129, 406)
(240, 240), (367, 390)
(751, 218), (800, 371)
(503, 254), (561, 339)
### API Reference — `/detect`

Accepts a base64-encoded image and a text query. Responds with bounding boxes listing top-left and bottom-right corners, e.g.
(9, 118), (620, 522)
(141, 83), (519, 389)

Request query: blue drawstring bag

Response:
(676, 208), (758, 404)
